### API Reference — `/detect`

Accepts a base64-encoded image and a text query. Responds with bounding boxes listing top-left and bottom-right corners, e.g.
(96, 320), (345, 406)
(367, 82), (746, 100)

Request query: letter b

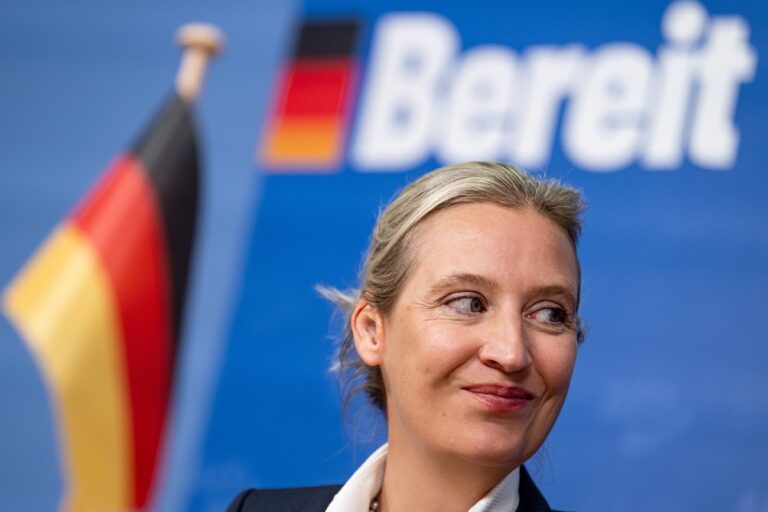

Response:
(352, 13), (458, 170)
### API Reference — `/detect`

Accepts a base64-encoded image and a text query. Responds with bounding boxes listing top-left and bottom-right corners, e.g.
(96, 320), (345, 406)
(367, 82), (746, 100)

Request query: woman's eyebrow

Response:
(529, 284), (578, 309)
(428, 273), (498, 296)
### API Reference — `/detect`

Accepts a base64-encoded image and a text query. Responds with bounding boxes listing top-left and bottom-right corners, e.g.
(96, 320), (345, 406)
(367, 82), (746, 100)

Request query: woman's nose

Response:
(477, 314), (532, 374)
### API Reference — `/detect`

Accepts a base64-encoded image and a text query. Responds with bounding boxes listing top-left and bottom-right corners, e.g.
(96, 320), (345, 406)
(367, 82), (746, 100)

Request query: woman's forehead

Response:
(406, 203), (579, 293)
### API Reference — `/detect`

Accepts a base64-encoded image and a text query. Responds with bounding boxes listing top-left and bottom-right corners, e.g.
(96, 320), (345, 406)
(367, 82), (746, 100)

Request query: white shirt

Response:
(325, 444), (520, 512)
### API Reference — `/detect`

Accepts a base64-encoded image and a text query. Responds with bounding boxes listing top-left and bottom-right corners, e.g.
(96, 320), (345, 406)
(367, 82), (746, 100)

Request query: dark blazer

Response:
(227, 465), (560, 512)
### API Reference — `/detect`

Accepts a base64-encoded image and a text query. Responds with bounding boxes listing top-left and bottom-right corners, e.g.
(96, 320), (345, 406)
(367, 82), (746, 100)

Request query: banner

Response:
(196, 1), (767, 511)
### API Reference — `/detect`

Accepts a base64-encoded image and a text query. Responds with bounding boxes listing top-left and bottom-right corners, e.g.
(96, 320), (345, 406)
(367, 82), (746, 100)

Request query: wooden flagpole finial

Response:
(175, 23), (224, 102)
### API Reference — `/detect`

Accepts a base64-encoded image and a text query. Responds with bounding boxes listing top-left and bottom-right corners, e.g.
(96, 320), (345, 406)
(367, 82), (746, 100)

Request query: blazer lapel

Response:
(516, 466), (552, 512)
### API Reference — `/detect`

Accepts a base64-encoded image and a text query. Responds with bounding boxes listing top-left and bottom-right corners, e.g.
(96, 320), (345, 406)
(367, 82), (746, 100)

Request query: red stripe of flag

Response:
(72, 154), (172, 508)
(275, 58), (356, 118)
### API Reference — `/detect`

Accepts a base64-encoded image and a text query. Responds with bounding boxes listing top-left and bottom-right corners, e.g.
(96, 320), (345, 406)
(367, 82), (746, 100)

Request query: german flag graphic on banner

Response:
(260, 19), (361, 171)
(2, 24), (221, 511)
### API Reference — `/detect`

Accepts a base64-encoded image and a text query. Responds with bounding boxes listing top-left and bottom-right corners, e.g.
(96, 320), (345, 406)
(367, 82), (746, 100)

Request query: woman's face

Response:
(356, 202), (579, 470)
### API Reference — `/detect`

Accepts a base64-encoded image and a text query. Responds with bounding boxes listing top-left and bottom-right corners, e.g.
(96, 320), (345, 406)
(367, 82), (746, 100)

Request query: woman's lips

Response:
(462, 384), (535, 413)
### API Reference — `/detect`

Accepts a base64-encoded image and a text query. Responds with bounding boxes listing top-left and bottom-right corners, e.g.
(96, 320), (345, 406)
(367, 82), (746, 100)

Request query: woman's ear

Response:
(351, 299), (385, 366)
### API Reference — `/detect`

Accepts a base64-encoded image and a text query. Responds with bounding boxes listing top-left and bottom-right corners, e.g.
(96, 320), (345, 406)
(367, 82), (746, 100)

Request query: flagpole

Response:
(175, 23), (224, 102)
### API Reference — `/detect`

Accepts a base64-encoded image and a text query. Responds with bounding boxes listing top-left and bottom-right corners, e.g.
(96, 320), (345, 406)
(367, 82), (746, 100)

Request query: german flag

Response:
(260, 19), (361, 171)
(3, 93), (198, 511)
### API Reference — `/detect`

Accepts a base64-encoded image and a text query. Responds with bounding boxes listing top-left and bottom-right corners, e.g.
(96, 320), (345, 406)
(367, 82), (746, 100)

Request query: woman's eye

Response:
(447, 296), (485, 314)
(531, 307), (568, 326)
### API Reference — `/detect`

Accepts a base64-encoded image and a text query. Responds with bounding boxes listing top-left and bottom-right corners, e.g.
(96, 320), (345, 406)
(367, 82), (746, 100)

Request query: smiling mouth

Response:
(462, 384), (535, 413)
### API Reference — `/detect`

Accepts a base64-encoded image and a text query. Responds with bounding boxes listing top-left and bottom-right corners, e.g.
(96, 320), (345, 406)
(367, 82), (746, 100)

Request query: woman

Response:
(229, 162), (585, 512)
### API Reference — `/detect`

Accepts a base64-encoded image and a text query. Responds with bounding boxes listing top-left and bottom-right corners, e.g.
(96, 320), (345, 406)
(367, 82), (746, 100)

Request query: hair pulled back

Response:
(319, 162), (586, 414)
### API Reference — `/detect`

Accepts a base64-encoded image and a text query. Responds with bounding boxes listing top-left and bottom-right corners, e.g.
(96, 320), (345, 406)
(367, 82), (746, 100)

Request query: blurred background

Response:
(1, 0), (767, 510)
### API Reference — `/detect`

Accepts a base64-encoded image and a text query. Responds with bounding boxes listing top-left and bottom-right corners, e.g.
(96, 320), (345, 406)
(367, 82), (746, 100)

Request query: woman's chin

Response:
(452, 432), (536, 469)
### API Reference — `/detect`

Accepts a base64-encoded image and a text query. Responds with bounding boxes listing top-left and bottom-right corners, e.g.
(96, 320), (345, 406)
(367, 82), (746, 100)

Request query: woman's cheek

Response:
(535, 340), (578, 391)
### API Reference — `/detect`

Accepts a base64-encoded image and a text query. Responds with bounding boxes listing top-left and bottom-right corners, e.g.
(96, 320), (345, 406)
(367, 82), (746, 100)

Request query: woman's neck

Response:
(378, 435), (513, 512)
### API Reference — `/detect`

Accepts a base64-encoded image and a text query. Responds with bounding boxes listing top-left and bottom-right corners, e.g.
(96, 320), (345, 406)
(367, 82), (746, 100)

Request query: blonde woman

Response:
(229, 162), (585, 512)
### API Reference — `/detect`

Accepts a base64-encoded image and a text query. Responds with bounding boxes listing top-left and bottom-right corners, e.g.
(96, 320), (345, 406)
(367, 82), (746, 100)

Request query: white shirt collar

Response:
(325, 444), (520, 512)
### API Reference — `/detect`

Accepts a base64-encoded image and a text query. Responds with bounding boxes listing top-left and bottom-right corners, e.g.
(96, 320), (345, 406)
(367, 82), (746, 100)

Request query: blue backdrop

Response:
(1, 1), (766, 511)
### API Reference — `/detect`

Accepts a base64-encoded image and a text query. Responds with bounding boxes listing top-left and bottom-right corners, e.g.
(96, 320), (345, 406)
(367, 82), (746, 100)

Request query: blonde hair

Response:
(319, 162), (586, 413)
